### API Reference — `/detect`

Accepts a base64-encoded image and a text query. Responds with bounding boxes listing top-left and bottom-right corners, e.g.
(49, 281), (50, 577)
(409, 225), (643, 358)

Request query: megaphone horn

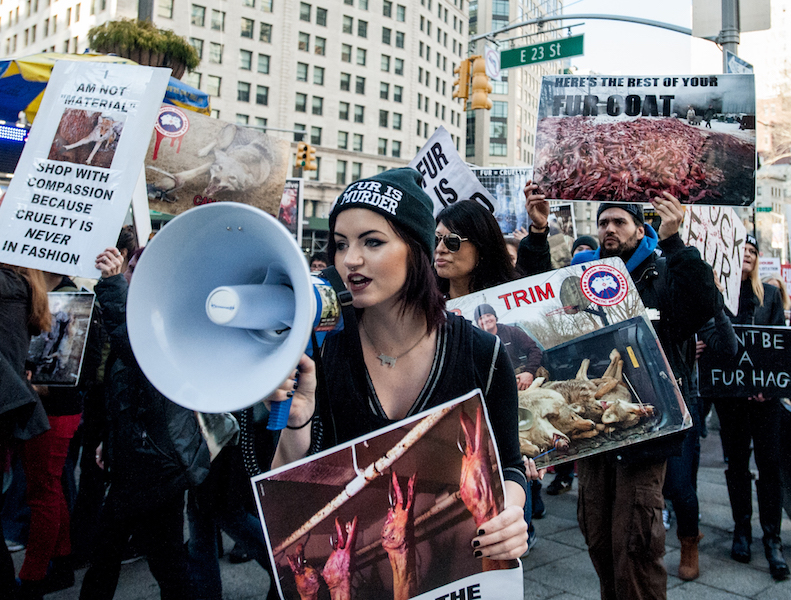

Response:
(127, 202), (341, 423)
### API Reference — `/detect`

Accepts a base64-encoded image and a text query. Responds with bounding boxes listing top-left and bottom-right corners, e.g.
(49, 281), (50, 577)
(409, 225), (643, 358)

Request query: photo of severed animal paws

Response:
(518, 349), (655, 458)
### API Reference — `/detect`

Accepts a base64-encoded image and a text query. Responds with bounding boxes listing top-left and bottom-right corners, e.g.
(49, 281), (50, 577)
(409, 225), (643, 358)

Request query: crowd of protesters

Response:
(1, 168), (790, 600)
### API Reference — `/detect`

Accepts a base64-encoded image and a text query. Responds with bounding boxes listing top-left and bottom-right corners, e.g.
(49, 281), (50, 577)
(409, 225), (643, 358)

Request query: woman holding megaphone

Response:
(267, 168), (532, 564)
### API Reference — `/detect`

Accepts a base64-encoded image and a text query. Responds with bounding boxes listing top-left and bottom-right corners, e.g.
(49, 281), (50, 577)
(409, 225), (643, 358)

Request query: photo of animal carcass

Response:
(48, 109), (125, 168)
(518, 317), (688, 468)
(143, 105), (290, 216)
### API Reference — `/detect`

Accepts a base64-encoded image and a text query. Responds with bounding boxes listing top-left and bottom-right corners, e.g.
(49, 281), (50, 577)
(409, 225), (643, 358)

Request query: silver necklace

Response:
(360, 319), (427, 368)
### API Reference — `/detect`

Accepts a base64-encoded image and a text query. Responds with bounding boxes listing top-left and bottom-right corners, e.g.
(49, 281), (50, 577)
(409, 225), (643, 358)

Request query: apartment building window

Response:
(359, 0), (368, 8)
(299, 2), (310, 21)
(261, 0), (273, 11)
(241, 17), (254, 37)
(352, 162), (362, 181)
(157, 0), (172, 18)
(239, 50), (252, 70)
(211, 9), (225, 31)
(260, 23), (272, 42)
(66, 7), (71, 24)
(341, 44), (351, 62)
(206, 75), (221, 96)
(211, 110), (220, 119)
(338, 131), (348, 149)
(354, 105), (364, 123)
(257, 54), (270, 73)
(316, 7), (327, 25)
(243, 0), (254, 6)
(254, 117), (267, 130)
(393, 85), (402, 102)
(44, 18), (49, 36)
(63, 39), (69, 53)
(52, 15), (57, 33)
(295, 93), (307, 112)
(353, 133), (363, 151)
(356, 48), (366, 66)
(314, 66), (324, 85)
(381, 55), (390, 71)
(189, 38), (203, 58)
(340, 73), (351, 91)
(395, 58), (404, 75)
(358, 20), (367, 37)
(298, 32), (309, 51)
(256, 85), (268, 105)
(312, 97), (323, 115)
(315, 37), (326, 55)
(382, 27), (391, 44)
(184, 72), (201, 89)
(396, 31), (404, 48)
(397, 4), (405, 20)
(355, 76), (365, 94)
(295, 63), (308, 81)
(392, 140), (401, 157)
(344, 0), (353, 4)
(378, 138), (387, 156)
(343, 16), (353, 34)
(237, 81), (251, 102)
(294, 124), (306, 142)
(380, 82), (389, 100)
(337, 160), (347, 185)
(379, 110), (388, 127)
(339, 102), (350, 120)
(393, 113), (402, 129)
(236, 114), (249, 125)
(311, 126), (322, 145)
(209, 43), (223, 64)
(383, 0), (392, 16)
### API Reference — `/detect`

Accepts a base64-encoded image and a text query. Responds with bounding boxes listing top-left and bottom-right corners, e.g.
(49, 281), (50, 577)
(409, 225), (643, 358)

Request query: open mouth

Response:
(347, 273), (372, 292)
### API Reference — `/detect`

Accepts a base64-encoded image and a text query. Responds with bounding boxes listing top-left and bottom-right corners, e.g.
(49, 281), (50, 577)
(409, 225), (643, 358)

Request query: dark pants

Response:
(79, 485), (189, 600)
(577, 456), (667, 600)
(663, 403), (701, 538)
(715, 398), (784, 539)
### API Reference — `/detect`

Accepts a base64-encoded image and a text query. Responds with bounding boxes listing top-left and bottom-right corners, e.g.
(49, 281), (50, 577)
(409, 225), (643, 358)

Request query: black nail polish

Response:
(477, 529), (485, 536)
(472, 540), (480, 548)
(286, 391), (294, 398)
(474, 550), (482, 558)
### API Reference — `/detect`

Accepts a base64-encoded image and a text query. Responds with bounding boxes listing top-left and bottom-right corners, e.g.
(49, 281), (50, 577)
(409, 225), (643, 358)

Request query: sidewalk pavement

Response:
(15, 429), (791, 599)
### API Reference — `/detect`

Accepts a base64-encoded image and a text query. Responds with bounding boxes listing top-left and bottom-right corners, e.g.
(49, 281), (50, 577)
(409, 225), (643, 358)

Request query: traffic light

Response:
(453, 58), (471, 110)
(469, 55), (493, 111)
(295, 142), (308, 168)
(303, 144), (317, 171)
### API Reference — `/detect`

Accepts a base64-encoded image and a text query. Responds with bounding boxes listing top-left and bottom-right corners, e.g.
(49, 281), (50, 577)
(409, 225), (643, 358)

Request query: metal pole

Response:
(721, 0), (740, 71)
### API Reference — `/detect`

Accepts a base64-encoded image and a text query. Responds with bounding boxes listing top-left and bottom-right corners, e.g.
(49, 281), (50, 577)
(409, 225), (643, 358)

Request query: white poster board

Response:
(409, 126), (496, 216)
(0, 61), (169, 276)
(682, 205), (747, 316)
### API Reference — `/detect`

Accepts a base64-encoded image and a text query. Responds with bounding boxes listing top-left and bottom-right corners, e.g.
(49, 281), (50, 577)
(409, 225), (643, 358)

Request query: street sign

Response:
(725, 50), (754, 74)
(500, 34), (584, 69)
(756, 206), (772, 212)
(484, 45), (501, 81)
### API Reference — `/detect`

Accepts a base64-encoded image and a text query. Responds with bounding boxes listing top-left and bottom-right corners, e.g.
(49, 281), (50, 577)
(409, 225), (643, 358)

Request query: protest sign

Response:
(698, 325), (790, 397)
(471, 167), (531, 234)
(533, 74), (756, 205)
(252, 392), (523, 600)
(682, 205), (747, 315)
(144, 105), (290, 216)
(548, 203), (575, 268)
(409, 126), (496, 216)
(28, 291), (95, 386)
(276, 178), (304, 244)
(759, 256), (781, 279)
(0, 61), (169, 277)
(447, 259), (690, 468)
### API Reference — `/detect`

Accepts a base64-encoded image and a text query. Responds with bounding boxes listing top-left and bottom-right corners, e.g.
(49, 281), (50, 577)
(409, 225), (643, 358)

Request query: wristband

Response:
(530, 223), (549, 233)
(285, 415), (313, 430)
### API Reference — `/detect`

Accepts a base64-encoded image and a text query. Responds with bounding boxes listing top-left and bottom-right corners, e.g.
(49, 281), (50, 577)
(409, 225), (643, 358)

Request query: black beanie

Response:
(474, 303), (496, 321)
(746, 233), (759, 252)
(572, 235), (599, 254)
(329, 167), (436, 259)
(596, 203), (645, 226)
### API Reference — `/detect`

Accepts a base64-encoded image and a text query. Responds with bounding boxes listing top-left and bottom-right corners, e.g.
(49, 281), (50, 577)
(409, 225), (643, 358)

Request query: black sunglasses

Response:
(435, 233), (469, 253)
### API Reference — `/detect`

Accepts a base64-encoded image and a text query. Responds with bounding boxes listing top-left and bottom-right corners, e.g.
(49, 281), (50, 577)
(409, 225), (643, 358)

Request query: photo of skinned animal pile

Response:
(518, 349), (657, 464)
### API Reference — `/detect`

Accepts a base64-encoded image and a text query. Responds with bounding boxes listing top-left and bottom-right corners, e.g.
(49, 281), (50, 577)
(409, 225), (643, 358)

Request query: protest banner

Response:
(0, 61), (169, 277)
(277, 178), (304, 244)
(533, 74), (756, 205)
(698, 325), (790, 397)
(144, 105), (290, 216)
(447, 259), (690, 468)
(759, 256), (781, 280)
(409, 126), (496, 216)
(28, 291), (95, 386)
(682, 205), (747, 315)
(471, 167), (531, 234)
(252, 392), (523, 600)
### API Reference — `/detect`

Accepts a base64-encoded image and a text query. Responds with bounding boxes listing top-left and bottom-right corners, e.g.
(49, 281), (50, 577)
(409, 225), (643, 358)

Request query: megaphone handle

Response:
(267, 397), (293, 431)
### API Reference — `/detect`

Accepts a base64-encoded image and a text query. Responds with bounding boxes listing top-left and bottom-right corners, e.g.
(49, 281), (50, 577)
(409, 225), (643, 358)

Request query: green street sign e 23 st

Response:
(500, 34), (584, 69)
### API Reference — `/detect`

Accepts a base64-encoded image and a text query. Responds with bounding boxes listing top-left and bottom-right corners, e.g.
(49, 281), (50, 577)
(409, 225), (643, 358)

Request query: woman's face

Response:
(434, 221), (479, 284)
(742, 243), (758, 277)
(765, 278), (781, 290)
(333, 208), (409, 311)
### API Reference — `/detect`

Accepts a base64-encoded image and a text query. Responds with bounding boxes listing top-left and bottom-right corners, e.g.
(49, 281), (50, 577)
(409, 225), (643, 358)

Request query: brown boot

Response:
(678, 532), (704, 580)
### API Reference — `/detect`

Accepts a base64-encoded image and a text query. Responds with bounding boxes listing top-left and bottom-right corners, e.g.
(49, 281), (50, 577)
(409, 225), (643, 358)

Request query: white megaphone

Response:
(126, 202), (343, 427)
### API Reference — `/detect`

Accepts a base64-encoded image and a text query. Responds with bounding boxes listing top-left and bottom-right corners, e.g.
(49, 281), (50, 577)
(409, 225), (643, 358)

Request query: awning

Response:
(0, 52), (210, 123)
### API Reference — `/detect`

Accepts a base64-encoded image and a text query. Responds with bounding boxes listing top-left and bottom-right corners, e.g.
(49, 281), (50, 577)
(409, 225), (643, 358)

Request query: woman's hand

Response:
(523, 457), (546, 481)
(470, 504), (527, 561)
(524, 180), (549, 231)
(650, 192), (685, 240)
(749, 393), (767, 403)
(512, 227), (528, 242)
(95, 248), (124, 279)
(264, 354), (317, 428)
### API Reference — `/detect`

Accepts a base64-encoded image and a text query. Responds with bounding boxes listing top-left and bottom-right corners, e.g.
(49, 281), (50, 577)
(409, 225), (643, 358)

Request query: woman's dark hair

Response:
(436, 200), (517, 294)
(328, 216), (445, 333)
(116, 225), (138, 257)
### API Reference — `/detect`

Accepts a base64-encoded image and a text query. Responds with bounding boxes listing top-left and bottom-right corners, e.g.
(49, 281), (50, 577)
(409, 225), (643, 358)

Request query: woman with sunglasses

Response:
(435, 182), (551, 299)
(269, 168), (533, 571)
